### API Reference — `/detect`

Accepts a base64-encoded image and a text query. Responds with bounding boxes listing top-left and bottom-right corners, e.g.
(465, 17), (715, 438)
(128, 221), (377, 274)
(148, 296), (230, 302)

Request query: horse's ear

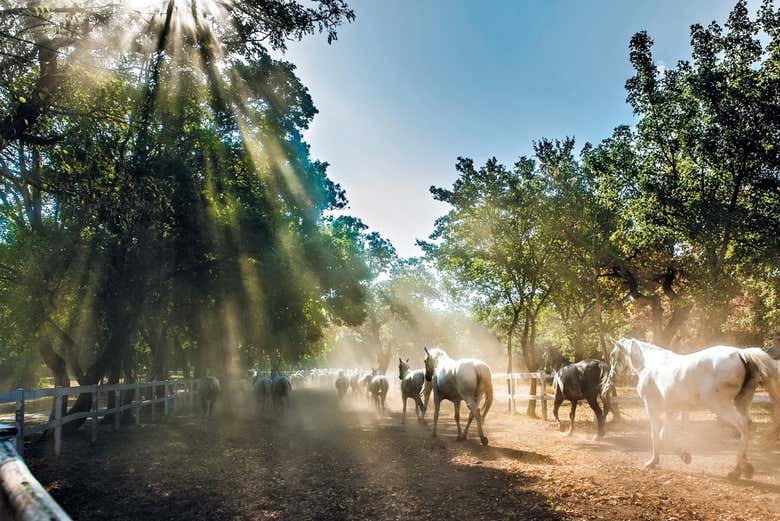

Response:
(424, 346), (429, 355)
(406, 358), (410, 363)
(399, 357), (402, 363)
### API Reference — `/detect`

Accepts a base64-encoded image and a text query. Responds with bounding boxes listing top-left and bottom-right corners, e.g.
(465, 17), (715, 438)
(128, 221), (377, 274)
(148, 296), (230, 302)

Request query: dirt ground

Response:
(25, 387), (780, 521)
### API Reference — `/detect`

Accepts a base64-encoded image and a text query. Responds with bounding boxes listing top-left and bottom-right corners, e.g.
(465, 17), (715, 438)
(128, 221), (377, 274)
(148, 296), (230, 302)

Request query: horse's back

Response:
(557, 360), (605, 400)
(454, 358), (492, 399)
(644, 345), (748, 407)
(402, 370), (425, 396)
(371, 375), (389, 394)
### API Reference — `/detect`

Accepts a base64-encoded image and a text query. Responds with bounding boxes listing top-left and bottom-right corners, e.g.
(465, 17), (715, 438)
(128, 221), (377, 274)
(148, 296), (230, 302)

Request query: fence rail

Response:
(0, 379), (200, 457)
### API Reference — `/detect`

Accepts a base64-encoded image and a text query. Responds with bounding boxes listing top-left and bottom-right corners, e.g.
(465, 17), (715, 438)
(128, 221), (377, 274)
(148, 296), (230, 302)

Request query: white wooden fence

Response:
(0, 429), (71, 520)
(0, 378), (200, 457)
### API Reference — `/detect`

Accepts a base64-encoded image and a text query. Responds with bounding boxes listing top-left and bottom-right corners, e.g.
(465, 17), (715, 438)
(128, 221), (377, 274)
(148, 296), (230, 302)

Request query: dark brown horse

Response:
(552, 360), (611, 439)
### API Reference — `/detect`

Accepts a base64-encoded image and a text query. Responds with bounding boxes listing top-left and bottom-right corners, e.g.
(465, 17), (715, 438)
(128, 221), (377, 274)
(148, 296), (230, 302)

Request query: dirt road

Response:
(26, 389), (780, 520)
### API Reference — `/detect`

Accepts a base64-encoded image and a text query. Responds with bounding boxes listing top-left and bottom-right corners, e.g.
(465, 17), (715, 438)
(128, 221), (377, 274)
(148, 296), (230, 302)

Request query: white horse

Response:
(424, 347), (493, 446)
(369, 370), (389, 415)
(606, 338), (780, 479)
(398, 358), (430, 424)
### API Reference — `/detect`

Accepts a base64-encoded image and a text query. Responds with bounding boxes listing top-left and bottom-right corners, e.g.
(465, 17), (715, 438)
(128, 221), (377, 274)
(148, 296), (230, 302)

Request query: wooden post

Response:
(151, 383), (156, 422)
(54, 391), (62, 456)
(135, 382), (141, 426)
(14, 388), (24, 455)
(171, 382), (177, 414)
(163, 382), (169, 417)
(538, 373), (547, 421)
(506, 377), (511, 413)
(113, 389), (120, 431)
(90, 387), (98, 444)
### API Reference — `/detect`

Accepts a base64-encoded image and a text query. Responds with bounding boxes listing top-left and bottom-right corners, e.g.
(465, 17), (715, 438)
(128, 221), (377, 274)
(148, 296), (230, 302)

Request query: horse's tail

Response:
(477, 364), (493, 418)
(739, 348), (780, 439)
(420, 380), (432, 412)
(598, 361), (612, 400)
(552, 369), (564, 396)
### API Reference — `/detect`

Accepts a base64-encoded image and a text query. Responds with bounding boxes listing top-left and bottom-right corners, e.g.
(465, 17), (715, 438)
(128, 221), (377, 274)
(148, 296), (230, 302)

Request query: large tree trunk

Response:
(506, 308), (519, 412)
(525, 314), (540, 417)
(39, 337), (69, 421)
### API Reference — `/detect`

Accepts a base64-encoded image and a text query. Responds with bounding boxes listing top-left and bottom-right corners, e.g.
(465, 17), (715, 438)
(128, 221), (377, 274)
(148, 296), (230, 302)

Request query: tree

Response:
(620, 0), (780, 342)
(0, 0), (361, 423)
(422, 155), (560, 416)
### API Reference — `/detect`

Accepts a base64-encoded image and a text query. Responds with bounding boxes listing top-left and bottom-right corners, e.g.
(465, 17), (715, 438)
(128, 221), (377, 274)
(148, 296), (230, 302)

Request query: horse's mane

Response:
(621, 337), (671, 354)
(426, 347), (449, 361)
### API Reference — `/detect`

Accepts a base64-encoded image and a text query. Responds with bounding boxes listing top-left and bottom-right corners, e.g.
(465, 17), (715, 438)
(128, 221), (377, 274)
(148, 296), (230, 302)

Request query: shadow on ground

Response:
(27, 389), (563, 521)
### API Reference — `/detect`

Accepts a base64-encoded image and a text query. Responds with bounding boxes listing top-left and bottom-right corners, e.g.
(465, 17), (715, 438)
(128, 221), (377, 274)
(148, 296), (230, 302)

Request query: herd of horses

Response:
(198, 338), (780, 480)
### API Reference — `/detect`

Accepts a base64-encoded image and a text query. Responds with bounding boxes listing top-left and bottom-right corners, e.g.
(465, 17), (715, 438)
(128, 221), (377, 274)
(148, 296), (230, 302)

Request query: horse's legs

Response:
(454, 400), (463, 440)
(553, 391), (564, 431)
(463, 408), (474, 439)
(402, 395), (407, 424)
(566, 400), (577, 436)
(587, 395), (605, 440)
(432, 396), (441, 437)
(414, 394), (425, 422)
(712, 402), (752, 480)
(464, 396), (487, 446)
(645, 407), (662, 469)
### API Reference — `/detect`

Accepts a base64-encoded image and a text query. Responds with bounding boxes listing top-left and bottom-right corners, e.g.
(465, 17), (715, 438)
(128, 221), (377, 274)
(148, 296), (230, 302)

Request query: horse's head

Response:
(424, 347), (441, 382)
(398, 358), (410, 380)
(604, 337), (642, 393)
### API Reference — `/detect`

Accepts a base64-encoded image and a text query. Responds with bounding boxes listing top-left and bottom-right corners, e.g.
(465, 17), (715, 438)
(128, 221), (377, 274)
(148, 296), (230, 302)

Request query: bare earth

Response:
(25, 389), (780, 520)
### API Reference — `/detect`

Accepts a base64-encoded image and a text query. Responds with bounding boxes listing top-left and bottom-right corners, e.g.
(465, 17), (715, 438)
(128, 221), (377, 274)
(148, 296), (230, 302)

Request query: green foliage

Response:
(0, 0), (363, 384)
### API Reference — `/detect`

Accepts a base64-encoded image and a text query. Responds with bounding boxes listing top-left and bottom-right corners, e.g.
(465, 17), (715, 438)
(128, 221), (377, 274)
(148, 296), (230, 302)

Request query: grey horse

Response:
(199, 376), (221, 419)
(254, 375), (272, 414)
(361, 372), (374, 402)
(349, 373), (361, 396)
(398, 358), (429, 424)
(335, 371), (349, 400)
(424, 347), (493, 446)
(271, 374), (292, 413)
(369, 370), (389, 415)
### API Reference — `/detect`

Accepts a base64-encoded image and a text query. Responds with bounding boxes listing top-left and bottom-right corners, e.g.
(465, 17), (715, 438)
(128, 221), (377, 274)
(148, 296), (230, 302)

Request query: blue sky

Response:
(283, 0), (751, 258)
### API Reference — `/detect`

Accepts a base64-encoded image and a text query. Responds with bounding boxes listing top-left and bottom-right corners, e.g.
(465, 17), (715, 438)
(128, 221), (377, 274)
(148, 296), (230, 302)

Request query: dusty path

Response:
(26, 389), (780, 520)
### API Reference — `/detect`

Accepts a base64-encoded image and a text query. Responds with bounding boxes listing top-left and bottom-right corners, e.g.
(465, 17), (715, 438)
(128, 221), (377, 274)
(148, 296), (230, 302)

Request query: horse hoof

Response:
(480, 436), (489, 446)
(556, 423), (564, 432)
(643, 459), (658, 469)
(680, 451), (691, 464)
(742, 462), (754, 479)
(565, 430), (574, 437)
(727, 469), (741, 481)
(592, 433), (604, 442)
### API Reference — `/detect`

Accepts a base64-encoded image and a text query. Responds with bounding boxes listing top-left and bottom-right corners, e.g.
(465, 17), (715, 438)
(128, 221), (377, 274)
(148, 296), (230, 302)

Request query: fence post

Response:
(171, 382), (177, 414)
(135, 382), (141, 426)
(113, 389), (120, 431)
(506, 377), (511, 413)
(151, 383), (157, 422)
(538, 373), (547, 421)
(90, 387), (98, 444)
(14, 388), (24, 456)
(54, 391), (62, 456)
(163, 382), (169, 417)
